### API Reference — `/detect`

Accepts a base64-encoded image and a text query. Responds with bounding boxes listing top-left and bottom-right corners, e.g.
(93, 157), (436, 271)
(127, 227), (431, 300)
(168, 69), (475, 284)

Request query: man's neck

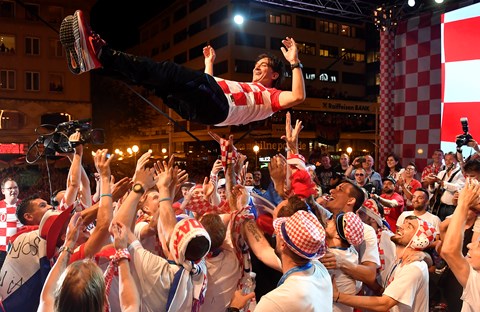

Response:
(4, 198), (17, 205)
(396, 245), (418, 263)
(281, 255), (311, 274)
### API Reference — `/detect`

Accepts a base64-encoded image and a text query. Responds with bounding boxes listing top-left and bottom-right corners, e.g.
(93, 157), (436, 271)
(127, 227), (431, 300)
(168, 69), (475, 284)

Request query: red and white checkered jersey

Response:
(214, 78), (282, 126)
(0, 200), (22, 251)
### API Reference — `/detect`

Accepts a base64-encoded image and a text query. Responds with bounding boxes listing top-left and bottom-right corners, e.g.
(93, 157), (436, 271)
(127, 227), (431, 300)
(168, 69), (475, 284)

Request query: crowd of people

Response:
(0, 9), (479, 312)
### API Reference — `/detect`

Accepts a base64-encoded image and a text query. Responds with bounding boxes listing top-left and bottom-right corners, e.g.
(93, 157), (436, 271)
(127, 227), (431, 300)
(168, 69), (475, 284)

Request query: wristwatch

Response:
(132, 183), (145, 194)
(290, 62), (303, 70)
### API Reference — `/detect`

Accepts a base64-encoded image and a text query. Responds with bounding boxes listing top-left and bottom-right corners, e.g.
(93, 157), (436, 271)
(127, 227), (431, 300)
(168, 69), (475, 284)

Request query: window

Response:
(0, 70), (15, 90)
(343, 49), (365, 62)
(0, 1), (14, 18)
(25, 71), (40, 91)
(250, 7), (265, 22)
(367, 51), (380, 63)
(235, 59), (255, 74)
(318, 70), (338, 83)
(189, 42), (206, 60)
(268, 13), (291, 25)
(210, 6), (228, 26)
(270, 37), (283, 50)
(24, 3), (39, 21)
(296, 16), (316, 30)
(341, 25), (356, 37)
(189, 0), (206, 13)
(0, 110), (26, 130)
(210, 33), (228, 49)
(47, 6), (63, 24)
(342, 72), (365, 85)
(174, 51), (187, 64)
(213, 60), (228, 76)
(0, 34), (15, 54)
(189, 18), (207, 37)
(296, 41), (316, 56)
(235, 32), (265, 48)
(319, 45), (338, 58)
(302, 67), (316, 81)
(41, 112), (71, 127)
(25, 37), (40, 55)
(173, 5), (187, 22)
(319, 21), (338, 34)
(49, 39), (63, 57)
(173, 28), (187, 44)
(48, 73), (63, 92)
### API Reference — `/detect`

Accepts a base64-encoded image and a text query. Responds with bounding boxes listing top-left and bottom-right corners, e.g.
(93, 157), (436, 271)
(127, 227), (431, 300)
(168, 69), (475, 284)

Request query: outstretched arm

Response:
(39, 212), (83, 312)
(278, 37), (305, 109)
(203, 45), (215, 76)
(441, 178), (480, 287)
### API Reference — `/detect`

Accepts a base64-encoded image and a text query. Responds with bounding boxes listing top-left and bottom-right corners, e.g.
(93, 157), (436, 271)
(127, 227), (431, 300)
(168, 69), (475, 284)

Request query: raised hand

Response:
(94, 149), (115, 179)
(281, 112), (302, 154)
(280, 37), (299, 64)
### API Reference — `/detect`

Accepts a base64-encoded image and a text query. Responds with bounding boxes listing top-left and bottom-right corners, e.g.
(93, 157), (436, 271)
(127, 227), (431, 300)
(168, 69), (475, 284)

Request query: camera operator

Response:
(455, 136), (480, 167)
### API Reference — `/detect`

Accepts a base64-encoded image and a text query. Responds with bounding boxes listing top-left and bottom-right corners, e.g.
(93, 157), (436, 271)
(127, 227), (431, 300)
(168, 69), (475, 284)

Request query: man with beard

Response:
(373, 177), (404, 233)
(396, 188), (441, 235)
(333, 216), (436, 312)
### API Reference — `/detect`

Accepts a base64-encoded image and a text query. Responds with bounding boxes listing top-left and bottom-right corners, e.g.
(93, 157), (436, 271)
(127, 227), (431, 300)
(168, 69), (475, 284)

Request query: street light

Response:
(253, 144), (259, 169)
(346, 147), (353, 155)
(132, 145), (139, 163)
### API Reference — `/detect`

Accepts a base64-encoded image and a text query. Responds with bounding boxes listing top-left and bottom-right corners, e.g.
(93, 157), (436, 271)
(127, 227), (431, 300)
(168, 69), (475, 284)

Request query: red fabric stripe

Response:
(239, 83), (253, 93)
(217, 80), (230, 94)
(232, 92), (247, 105)
(444, 17), (480, 62)
(441, 102), (480, 141)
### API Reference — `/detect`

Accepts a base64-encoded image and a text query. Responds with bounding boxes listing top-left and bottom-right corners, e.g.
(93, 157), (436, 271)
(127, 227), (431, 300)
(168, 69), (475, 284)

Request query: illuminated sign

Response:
(0, 143), (24, 154)
(319, 71), (338, 82)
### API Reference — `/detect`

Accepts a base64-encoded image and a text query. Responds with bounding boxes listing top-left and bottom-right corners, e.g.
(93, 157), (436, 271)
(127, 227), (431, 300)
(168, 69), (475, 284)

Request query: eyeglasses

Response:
(2, 187), (18, 191)
(355, 173), (365, 176)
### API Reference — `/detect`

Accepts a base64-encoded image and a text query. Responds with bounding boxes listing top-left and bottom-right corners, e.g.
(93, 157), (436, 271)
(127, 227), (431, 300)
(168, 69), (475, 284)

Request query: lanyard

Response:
(383, 259), (402, 289)
(277, 262), (313, 287)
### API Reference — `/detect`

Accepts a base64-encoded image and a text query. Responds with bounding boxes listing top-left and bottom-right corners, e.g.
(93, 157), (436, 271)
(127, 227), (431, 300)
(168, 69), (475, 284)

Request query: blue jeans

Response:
(100, 48), (229, 125)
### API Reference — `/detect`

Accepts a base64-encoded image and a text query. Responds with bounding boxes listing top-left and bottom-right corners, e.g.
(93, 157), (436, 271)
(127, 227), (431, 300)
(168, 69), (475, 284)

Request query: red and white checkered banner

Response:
(393, 12), (442, 171)
(379, 30), (395, 173)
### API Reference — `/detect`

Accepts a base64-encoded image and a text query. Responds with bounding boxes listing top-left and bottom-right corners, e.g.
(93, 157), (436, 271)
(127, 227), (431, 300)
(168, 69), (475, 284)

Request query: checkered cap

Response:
(273, 210), (326, 259)
(408, 218), (437, 250)
(287, 153), (307, 170)
(359, 199), (383, 227)
(336, 212), (365, 246)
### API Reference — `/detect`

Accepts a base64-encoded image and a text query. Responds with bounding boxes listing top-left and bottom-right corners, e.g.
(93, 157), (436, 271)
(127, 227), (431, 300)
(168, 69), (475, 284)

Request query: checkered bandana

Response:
(336, 212), (365, 246)
(359, 199), (383, 227)
(408, 218), (436, 250)
(273, 210), (326, 260)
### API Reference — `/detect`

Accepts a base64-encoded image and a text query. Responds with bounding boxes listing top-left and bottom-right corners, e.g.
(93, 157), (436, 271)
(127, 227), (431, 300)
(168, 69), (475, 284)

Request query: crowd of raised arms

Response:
(0, 9), (479, 312)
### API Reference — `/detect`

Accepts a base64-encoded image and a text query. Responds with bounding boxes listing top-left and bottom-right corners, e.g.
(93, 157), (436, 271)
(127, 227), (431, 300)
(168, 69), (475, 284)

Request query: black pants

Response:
(99, 48), (229, 125)
(437, 204), (455, 221)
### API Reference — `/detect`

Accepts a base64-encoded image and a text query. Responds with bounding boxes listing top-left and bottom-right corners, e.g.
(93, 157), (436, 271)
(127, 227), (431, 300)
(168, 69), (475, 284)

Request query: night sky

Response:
(90, 0), (174, 50)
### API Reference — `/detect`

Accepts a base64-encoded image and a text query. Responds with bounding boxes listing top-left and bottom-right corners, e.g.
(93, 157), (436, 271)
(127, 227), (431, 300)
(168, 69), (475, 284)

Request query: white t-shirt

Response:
(461, 266), (480, 312)
(378, 230), (396, 284)
(134, 221), (162, 256)
(255, 260), (332, 312)
(201, 236), (242, 312)
(329, 246), (361, 312)
(383, 260), (429, 312)
(357, 223), (381, 267)
(396, 211), (441, 234)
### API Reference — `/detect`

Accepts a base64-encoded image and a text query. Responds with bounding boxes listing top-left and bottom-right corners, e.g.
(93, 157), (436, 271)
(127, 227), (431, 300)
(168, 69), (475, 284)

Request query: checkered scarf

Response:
(183, 193), (231, 217)
(220, 137), (238, 171)
(229, 206), (255, 277)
